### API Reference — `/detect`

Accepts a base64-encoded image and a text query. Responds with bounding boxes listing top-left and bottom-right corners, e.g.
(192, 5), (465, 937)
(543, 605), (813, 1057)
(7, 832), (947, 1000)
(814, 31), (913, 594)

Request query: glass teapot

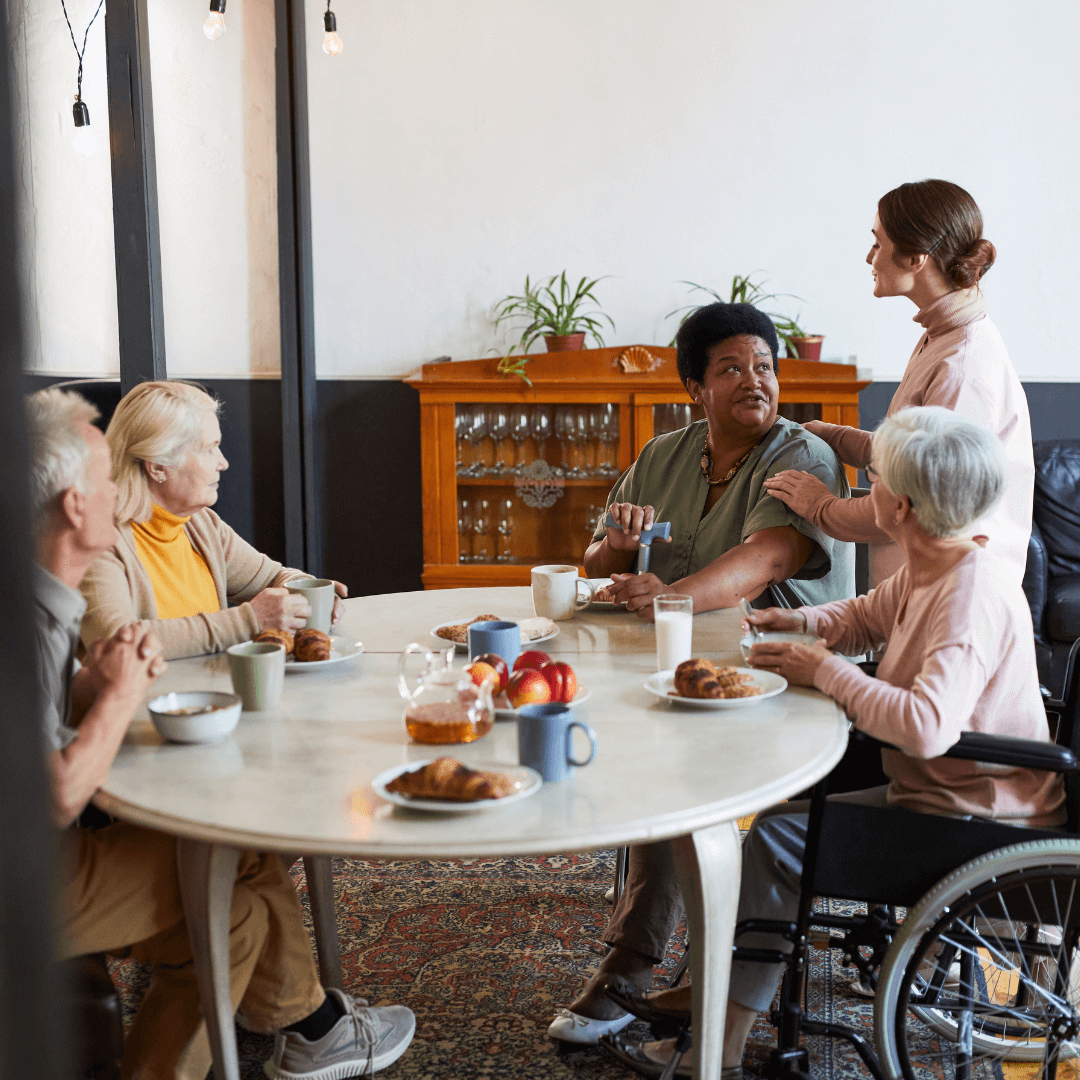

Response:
(397, 644), (495, 745)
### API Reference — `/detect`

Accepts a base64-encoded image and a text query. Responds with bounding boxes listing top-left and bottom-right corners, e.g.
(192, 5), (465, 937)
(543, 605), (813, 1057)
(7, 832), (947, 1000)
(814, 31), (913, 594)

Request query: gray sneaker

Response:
(263, 988), (416, 1079)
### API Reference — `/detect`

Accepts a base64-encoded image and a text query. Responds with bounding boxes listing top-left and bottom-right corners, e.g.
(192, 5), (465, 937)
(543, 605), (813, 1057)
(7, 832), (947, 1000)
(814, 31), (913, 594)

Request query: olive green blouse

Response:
(591, 417), (855, 608)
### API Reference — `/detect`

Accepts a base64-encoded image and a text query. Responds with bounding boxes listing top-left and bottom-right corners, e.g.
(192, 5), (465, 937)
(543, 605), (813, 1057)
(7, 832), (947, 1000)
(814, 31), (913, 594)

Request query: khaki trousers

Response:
(59, 822), (324, 1080)
(603, 840), (683, 963)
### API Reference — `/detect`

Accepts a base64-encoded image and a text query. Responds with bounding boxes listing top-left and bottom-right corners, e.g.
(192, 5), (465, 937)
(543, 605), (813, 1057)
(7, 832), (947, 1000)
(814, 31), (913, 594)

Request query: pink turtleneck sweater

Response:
(802, 289), (1034, 585)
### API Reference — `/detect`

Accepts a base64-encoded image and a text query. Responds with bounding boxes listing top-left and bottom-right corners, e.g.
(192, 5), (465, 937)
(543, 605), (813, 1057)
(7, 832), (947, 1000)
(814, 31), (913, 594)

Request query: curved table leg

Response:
(302, 855), (343, 989)
(176, 839), (242, 1080)
(671, 820), (742, 1080)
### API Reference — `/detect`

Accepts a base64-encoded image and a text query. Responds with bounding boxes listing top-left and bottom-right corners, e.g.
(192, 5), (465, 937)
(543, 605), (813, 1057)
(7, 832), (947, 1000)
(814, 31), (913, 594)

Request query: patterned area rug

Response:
(106, 848), (909, 1079)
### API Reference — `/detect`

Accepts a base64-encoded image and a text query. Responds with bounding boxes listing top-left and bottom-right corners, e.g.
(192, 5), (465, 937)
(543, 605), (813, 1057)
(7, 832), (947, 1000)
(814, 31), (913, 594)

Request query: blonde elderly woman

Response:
(600, 406), (1064, 1079)
(80, 381), (346, 660)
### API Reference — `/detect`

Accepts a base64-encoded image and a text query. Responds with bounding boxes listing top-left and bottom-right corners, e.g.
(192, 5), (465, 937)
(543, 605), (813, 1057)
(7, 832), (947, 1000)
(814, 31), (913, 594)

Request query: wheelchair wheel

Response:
(875, 839), (1080, 1079)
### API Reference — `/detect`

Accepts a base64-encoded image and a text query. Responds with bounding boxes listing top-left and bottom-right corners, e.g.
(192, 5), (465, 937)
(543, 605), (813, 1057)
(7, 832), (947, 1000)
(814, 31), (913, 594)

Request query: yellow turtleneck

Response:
(131, 504), (222, 620)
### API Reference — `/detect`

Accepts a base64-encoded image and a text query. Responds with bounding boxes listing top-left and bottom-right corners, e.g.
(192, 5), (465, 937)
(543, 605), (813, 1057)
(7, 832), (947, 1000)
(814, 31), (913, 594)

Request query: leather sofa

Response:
(1024, 440), (1080, 696)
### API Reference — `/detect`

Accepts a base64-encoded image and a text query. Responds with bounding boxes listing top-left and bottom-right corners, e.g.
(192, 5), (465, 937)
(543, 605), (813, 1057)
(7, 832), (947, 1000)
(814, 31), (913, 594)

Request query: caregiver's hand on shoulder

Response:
(763, 470), (833, 519)
(748, 639), (832, 686)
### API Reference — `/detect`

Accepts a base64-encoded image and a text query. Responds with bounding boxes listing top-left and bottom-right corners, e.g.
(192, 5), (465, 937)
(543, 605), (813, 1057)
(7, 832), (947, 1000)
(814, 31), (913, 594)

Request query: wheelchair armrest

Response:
(848, 726), (1077, 772)
(943, 732), (1078, 772)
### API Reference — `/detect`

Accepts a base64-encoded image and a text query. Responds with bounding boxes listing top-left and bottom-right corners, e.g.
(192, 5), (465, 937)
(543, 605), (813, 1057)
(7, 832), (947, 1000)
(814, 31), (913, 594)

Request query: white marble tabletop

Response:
(97, 590), (848, 858)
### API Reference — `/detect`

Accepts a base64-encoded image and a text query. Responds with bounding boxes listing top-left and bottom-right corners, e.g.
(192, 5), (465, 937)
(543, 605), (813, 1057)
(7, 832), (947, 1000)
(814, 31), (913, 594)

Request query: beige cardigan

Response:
(80, 508), (308, 659)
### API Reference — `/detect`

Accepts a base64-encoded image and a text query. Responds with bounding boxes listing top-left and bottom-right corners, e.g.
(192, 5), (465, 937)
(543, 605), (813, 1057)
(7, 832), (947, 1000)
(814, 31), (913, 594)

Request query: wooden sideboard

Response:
(405, 345), (870, 589)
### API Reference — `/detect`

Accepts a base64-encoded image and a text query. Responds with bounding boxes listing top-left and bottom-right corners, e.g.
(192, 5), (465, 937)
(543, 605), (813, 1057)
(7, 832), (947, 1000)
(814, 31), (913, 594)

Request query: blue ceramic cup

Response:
(517, 703), (598, 782)
(467, 620), (521, 668)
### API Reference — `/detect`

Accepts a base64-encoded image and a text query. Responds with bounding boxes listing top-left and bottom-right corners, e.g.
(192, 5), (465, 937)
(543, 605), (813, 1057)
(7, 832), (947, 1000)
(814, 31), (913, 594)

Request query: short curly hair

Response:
(675, 302), (779, 387)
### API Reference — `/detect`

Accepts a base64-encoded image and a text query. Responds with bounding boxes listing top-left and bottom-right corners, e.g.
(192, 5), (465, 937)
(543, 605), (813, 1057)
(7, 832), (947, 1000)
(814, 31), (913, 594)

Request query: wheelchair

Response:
(657, 640), (1080, 1080)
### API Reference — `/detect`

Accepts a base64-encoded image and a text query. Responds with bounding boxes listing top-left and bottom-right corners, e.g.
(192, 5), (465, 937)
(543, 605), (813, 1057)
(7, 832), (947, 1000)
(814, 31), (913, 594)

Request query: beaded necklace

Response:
(699, 439), (760, 487)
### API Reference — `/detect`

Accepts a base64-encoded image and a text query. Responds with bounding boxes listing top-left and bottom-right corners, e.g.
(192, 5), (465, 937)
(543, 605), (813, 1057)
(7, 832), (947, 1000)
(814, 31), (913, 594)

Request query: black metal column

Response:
(275, 0), (319, 573)
(0, 19), (70, 1076)
(104, 0), (166, 394)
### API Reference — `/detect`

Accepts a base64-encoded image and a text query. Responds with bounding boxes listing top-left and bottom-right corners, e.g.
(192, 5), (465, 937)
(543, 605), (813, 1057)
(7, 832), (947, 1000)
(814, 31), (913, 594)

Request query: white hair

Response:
(25, 388), (101, 535)
(872, 406), (1008, 538)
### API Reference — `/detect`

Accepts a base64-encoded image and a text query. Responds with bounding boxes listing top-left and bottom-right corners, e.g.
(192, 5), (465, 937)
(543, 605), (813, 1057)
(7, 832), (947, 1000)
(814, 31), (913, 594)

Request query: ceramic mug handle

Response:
(566, 721), (598, 767)
(574, 577), (596, 611)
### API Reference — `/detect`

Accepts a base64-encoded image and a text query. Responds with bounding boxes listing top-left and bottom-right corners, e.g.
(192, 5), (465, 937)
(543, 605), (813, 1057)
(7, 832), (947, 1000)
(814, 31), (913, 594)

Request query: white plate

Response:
(430, 620), (560, 653)
(643, 668), (787, 708)
(284, 638), (364, 672)
(371, 760), (543, 812)
(588, 578), (626, 611)
(493, 685), (591, 719)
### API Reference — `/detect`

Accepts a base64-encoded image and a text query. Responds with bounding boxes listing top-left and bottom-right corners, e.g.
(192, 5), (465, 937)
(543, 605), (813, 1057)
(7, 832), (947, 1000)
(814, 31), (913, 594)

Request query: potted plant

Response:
(493, 272), (615, 382)
(667, 274), (823, 360)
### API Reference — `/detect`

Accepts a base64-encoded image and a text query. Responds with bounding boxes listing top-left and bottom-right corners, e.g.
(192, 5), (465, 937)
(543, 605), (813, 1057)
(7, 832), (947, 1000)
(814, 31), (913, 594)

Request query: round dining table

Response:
(96, 587), (849, 1080)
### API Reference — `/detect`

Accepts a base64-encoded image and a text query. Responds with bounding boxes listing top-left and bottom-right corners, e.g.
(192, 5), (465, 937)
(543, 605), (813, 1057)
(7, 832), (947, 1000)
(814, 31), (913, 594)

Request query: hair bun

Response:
(947, 237), (996, 288)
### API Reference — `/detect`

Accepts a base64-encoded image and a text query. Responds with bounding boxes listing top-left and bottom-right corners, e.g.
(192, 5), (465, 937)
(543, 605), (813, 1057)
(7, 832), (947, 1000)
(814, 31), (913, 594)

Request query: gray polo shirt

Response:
(33, 564), (86, 751)
(592, 416), (855, 608)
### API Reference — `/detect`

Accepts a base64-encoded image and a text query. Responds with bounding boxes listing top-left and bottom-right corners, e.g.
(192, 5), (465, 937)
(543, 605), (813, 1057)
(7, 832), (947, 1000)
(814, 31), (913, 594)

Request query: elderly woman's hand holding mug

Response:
(249, 580), (349, 631)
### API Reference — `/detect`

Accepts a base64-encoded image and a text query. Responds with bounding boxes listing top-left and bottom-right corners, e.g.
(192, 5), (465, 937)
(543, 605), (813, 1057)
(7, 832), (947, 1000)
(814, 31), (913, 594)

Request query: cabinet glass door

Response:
(454, 403), (619, 565)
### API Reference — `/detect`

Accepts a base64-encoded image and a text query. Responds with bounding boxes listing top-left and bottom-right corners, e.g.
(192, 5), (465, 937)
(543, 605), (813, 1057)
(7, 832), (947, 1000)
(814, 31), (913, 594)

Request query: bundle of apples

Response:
(467, 650), (577, 707)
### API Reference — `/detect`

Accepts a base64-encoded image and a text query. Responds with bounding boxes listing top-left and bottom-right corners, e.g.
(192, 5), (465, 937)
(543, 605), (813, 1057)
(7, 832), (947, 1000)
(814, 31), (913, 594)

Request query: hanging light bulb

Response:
(71, 98), (97, 157)
(203, 0), (226, 41)
(322, 7), (343, 55)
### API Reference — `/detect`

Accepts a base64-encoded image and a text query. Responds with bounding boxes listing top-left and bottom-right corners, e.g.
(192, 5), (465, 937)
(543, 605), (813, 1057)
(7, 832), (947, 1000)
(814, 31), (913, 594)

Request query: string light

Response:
(59, 0), (106, 156)
(322, 1), (343, 55)
(203, 0), (226, 41)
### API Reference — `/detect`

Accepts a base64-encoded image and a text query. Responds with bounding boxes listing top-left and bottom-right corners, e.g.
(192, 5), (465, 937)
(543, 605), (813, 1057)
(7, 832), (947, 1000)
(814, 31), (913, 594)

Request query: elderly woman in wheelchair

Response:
(597, 407), (1080, 1080)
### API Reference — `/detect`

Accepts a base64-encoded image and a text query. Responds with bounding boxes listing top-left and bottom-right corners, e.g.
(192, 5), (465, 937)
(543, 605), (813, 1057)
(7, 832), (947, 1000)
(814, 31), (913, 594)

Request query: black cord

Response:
(59, 0), (107, 102)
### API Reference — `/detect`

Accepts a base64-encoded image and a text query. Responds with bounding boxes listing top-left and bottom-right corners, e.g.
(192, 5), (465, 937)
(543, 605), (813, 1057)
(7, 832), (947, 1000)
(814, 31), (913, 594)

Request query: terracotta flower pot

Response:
(791, 335), (825, 362)
(544, 333), (587, 353)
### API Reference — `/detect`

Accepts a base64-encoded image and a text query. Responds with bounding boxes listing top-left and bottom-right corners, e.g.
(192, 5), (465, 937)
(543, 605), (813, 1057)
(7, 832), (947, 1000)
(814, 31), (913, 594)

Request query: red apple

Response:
(541, 661), (577, 703)
(466, 661), (499, 690)
(470, 653), (509, 692)
(507, 668), (552, 708)
(513, 650), (551, 674)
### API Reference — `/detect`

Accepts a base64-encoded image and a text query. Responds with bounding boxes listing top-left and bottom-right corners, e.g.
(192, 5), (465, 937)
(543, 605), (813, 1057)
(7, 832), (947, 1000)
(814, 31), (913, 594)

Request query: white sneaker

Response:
(547, 1007), (634, 1046)
(263, 988), (415, 1078)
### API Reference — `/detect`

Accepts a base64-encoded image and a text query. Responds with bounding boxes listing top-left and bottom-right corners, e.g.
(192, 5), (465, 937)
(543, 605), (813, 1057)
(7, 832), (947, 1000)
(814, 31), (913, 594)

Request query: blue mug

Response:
(467, 620), (521, 668)
(518, 703), (598, 782)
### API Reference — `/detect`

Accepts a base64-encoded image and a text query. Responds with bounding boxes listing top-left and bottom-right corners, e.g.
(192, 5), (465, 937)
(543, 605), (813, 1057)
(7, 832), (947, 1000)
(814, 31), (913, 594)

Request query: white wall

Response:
(12, 0), (1080, 380)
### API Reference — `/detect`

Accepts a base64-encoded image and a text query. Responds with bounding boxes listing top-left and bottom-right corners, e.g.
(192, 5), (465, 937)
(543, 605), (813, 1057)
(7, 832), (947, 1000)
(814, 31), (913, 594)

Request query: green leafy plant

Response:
(666, 273), (806, 357)
(493, 272), (615, 382)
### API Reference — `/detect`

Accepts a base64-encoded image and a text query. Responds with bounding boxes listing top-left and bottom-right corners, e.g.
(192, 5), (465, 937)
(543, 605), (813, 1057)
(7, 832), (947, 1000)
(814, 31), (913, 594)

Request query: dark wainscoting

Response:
(20, 374), (1078, 596)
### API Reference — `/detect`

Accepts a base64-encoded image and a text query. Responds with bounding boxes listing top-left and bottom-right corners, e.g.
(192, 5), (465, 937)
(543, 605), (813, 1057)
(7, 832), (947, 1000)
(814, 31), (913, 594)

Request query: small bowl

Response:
(739, 630), (820, 662)
(148, 691), (242, 744)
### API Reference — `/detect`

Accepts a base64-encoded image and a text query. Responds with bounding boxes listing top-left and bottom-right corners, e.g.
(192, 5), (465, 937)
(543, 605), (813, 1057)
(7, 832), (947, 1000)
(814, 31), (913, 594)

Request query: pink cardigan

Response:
(800, 290), (1034, 584)
(804, 548), (1064, 826)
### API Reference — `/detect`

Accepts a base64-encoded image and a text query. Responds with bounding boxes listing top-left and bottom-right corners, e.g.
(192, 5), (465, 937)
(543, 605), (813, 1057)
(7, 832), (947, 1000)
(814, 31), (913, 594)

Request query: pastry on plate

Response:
(294, 628), (332, 662)
(672, 658), (760, 699)
(435, 614), (501, 645)
(385, 757), (519, 802)
(253, 628), (294, 655)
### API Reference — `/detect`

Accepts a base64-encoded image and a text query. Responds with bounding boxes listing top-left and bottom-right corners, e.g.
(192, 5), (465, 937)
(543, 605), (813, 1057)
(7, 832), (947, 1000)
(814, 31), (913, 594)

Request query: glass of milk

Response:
(654, 594), (693, 671)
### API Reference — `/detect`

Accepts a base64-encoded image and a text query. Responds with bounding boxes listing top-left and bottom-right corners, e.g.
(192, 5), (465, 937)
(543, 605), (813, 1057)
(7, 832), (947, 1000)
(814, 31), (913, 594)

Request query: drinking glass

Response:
(555, 406), (576, 476)
(455, 409), (471, 477)
(466, 405), (490, 477)
(457, 497), (473, 563)
(571, 407), (591, 478)
(472, 497), (494, 562)
(496, 498), (515, 563)
(510, 405), (532, 474)
(585, 407), (603, 477)
(655, 594), (693, 672)
(531, 405), (552, 464)
(487, 404), (512, 476)
(584, 503), (605, 540)
(597, 403), (620, 476)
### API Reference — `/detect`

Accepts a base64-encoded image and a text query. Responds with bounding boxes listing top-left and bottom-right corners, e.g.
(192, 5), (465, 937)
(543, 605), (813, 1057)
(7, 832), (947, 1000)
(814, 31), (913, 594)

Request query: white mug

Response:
(531, 565), (595, 621)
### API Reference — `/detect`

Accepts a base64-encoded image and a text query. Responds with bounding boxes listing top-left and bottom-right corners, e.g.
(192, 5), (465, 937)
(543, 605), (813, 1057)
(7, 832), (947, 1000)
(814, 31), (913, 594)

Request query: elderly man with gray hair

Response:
(601, 406), (1064, 1078)
(28, 388), (414, 1080)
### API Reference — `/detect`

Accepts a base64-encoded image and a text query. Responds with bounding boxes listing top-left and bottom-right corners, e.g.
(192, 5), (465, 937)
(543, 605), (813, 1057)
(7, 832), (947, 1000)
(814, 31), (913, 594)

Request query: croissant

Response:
(673, 659), (760, 699)
(385, 757), (518, 802)
(253, 628), (294, 655)
(294, 629), (332, 662)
